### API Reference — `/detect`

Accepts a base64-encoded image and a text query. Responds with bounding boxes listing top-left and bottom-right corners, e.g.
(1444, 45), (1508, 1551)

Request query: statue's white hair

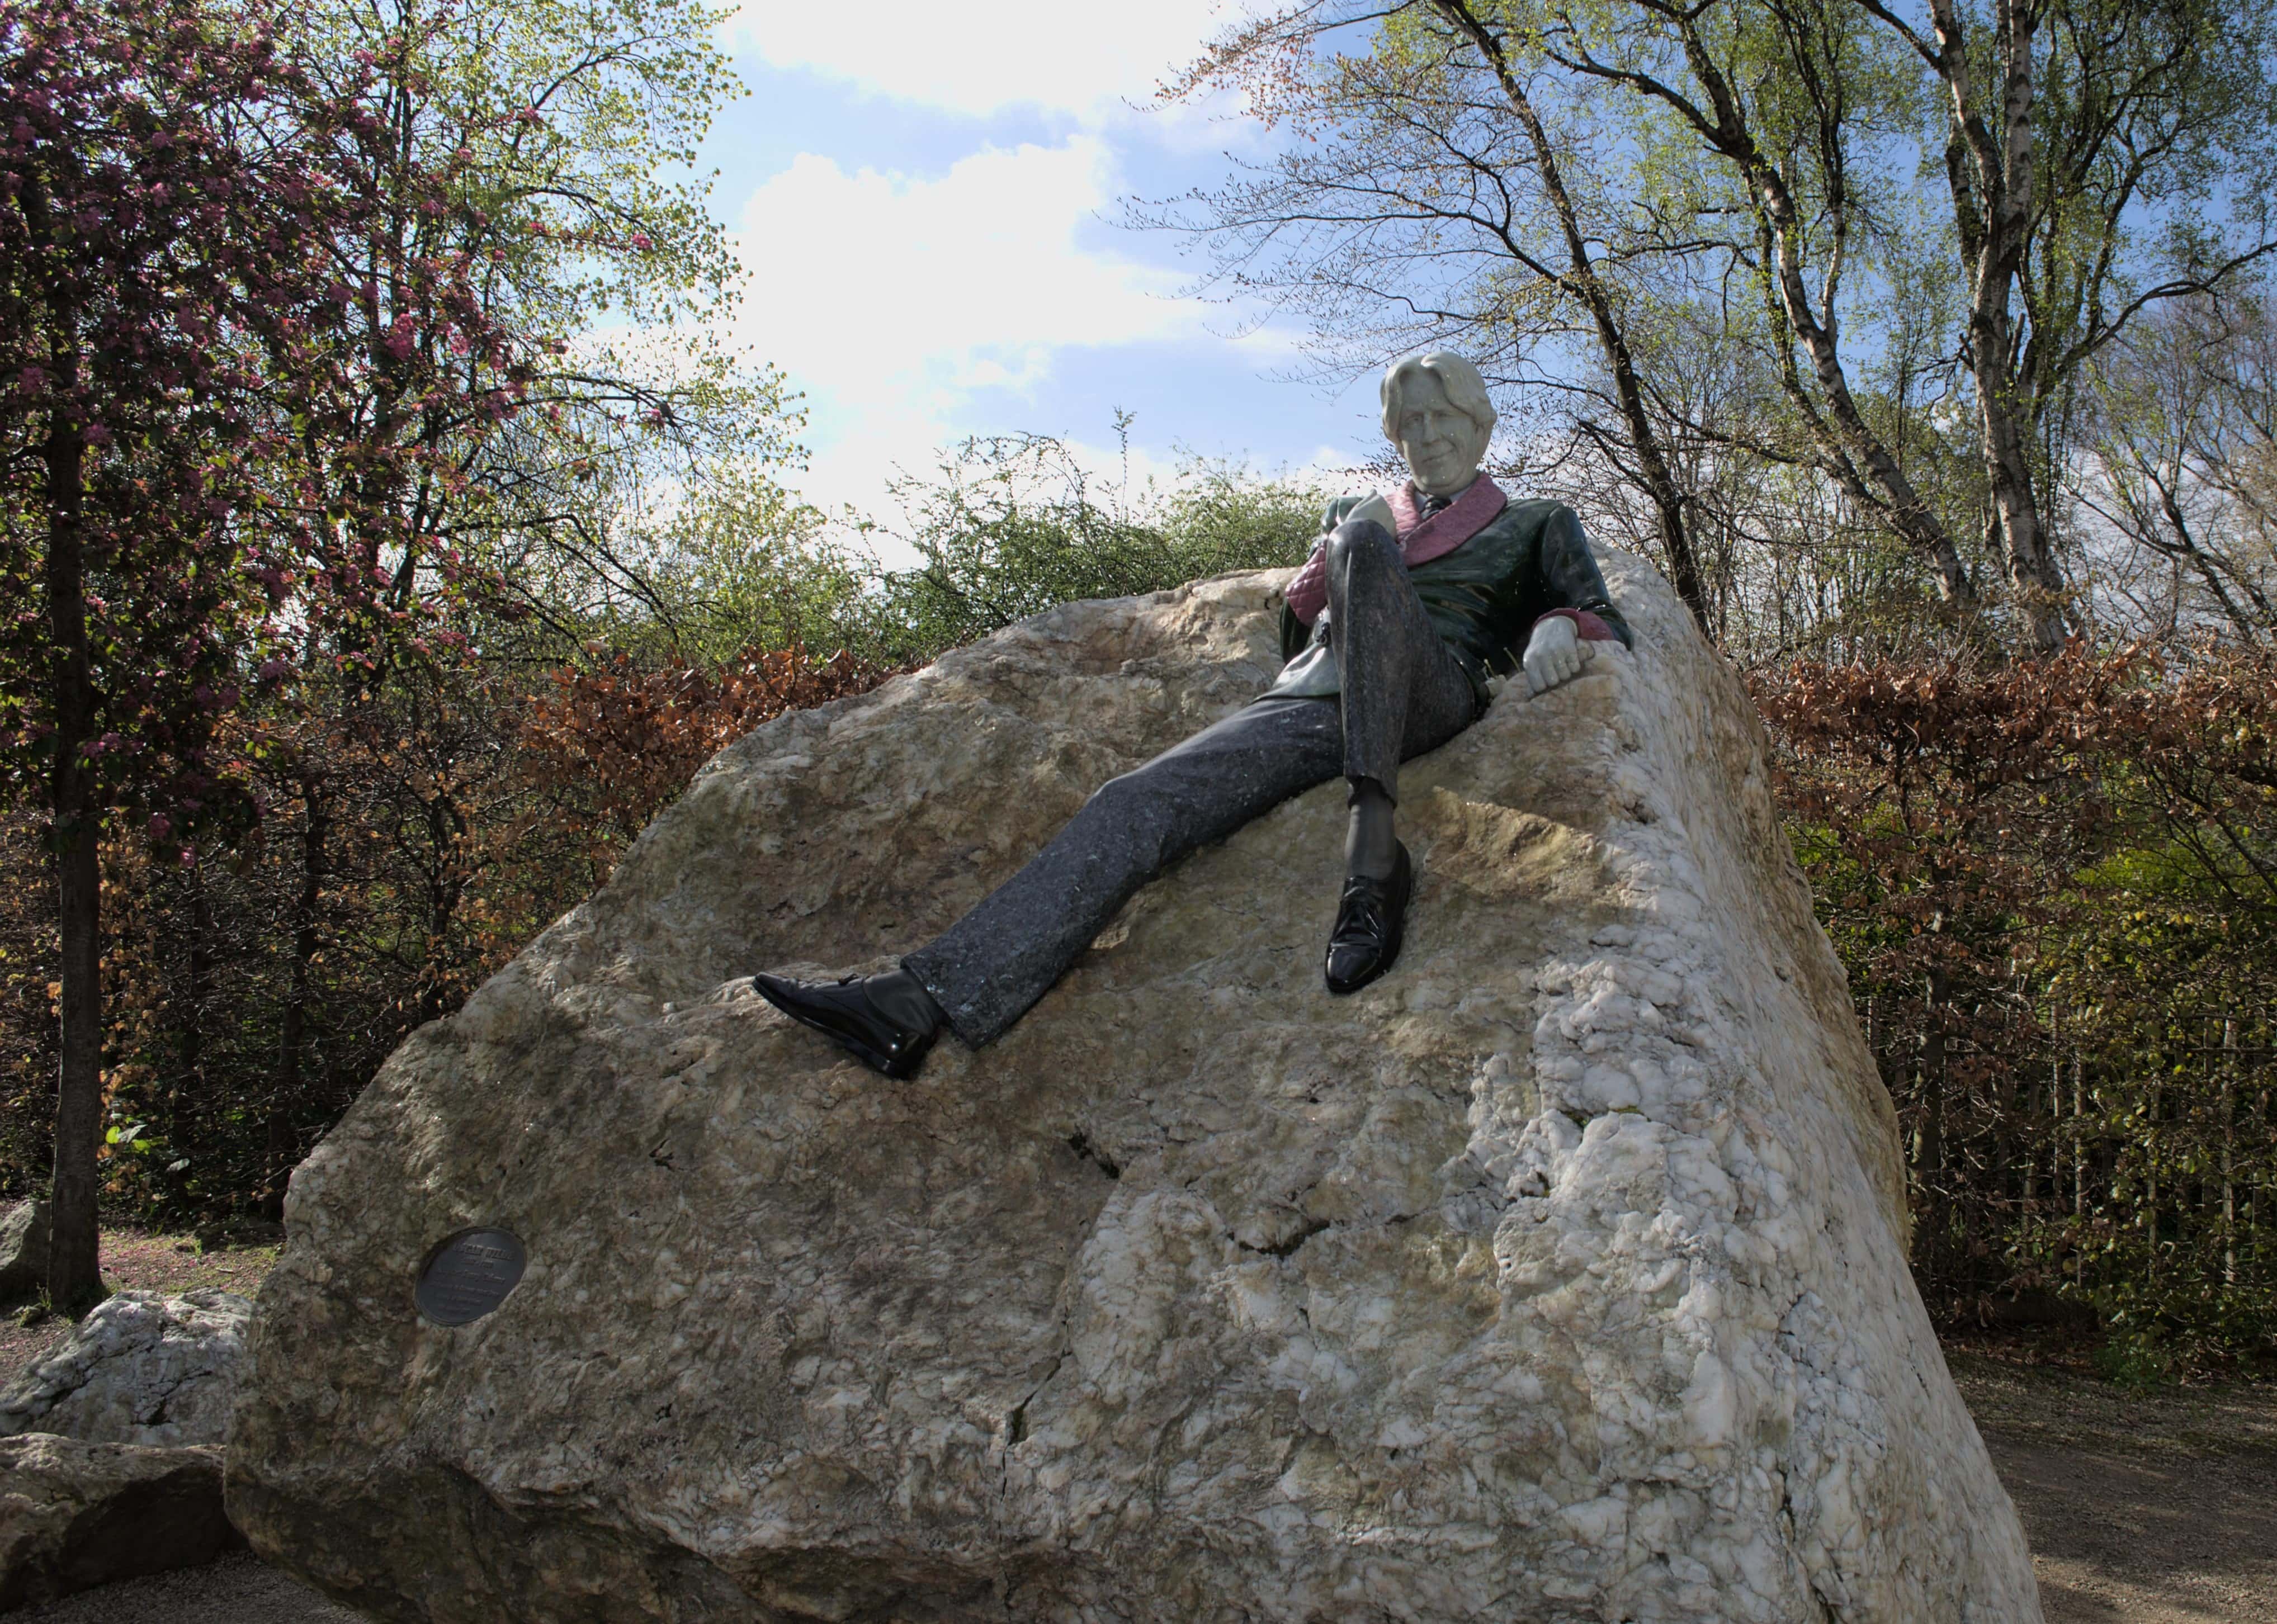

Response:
(1381, 352), (1497, 442)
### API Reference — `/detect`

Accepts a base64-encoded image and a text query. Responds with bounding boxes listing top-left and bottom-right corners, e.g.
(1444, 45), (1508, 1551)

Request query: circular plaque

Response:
(414, 1227), (527, 1327)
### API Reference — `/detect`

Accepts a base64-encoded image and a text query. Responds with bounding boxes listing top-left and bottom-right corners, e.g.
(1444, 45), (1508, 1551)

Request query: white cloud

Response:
(731, 138), (1230, 521)
(739, 139), (1199, 380)
(729, 0), (1232, 122)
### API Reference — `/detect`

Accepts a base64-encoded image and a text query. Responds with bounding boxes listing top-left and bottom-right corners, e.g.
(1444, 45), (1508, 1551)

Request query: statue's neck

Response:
(1412, 473), (1480, 504)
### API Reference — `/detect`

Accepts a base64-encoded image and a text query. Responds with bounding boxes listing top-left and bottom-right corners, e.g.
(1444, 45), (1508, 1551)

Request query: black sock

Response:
(1344, 777), (1398, 883)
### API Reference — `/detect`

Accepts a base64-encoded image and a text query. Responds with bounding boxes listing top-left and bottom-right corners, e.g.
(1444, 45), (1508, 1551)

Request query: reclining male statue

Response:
(753, 351), (1633, 1080)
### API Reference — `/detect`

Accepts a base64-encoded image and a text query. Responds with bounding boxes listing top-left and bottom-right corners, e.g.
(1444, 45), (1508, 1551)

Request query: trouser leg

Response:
(903, 528), (1482, 1048)
(1326, 518), (1480, 799)
(904, 697), (1345, 1046)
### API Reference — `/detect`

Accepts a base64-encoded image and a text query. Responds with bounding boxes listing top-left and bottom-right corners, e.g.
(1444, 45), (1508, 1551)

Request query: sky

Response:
(709, 1), (1383, 534)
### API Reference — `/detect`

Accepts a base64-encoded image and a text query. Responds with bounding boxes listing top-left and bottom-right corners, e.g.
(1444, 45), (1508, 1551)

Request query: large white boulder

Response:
(228, 553), (2039, 1622)
(0, 1289), (249, 1448)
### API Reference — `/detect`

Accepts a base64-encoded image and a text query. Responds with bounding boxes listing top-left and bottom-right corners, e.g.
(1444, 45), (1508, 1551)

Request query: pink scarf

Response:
(1283, 476), (1508, 624)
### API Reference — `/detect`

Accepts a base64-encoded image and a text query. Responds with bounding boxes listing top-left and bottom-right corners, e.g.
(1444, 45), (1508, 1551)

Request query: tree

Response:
(280, 0), (782, 671)
(1168, 2), (1718, 635)
(1525, 0), (2277, 651)
(1850, 0), (2277, 651)
(226, 0), (787, 1207)
(0, 0), (371, 1303)
(1512, 0), (1988, 613)
(2071, 293), (2277, 640)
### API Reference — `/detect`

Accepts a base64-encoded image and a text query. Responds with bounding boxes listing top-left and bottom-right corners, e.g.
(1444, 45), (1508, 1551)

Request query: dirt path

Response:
(0, 1227), (280, 1375)
(1953, 1354), (2277, 1622)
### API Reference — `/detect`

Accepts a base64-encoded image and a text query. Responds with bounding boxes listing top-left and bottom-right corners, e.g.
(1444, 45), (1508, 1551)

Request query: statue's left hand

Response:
(1521, 614), (1591, 696)
(1346, 490), (1396, 534)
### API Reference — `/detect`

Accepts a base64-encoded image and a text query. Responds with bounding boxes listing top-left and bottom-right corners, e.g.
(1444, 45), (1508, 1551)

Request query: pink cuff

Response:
(1535, 607), (1617, 642)
(1284, 545), (1329, 624)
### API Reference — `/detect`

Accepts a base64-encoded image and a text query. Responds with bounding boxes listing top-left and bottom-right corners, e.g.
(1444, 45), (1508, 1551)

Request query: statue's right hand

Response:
(1346, 491), (1396, 535)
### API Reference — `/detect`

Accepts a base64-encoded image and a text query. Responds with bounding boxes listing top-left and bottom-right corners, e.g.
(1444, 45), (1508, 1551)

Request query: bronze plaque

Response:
(414, 1227), (526, 1326)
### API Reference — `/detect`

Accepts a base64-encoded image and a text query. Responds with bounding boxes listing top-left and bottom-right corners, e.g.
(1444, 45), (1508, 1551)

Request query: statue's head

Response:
(1381, 352), (1496, 498)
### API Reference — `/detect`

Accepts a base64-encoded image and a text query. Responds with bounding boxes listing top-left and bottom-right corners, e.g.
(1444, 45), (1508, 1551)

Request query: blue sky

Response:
(708, 2), (1383, 532)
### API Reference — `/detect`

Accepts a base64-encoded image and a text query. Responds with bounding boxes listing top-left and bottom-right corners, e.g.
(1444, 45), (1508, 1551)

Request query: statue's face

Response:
(1391, 370), (1487, 497)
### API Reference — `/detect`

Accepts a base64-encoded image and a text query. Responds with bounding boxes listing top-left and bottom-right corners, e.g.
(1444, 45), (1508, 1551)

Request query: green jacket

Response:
(1269, 495), (1633, 704)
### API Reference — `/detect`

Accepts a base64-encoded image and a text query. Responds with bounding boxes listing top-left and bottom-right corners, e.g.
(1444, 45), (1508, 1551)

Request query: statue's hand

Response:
(1346, 490), (1396, 535)
(1522, 614), (1590, 697)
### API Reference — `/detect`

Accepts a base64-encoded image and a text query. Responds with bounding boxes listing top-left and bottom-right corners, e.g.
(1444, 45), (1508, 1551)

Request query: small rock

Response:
(0, 1290), (250, 1448)
(0, 1204), (48, 1303)
(0, 1433), (240, 1611)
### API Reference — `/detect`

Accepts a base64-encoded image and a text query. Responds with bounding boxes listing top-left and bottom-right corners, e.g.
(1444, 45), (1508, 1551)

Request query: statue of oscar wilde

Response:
(754, 352), (1633, 1079)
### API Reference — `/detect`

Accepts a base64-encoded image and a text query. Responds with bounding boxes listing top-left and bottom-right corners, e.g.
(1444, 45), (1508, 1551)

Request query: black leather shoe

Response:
(751, 969), (943, 1079)
(1324, 840), (1413, 995)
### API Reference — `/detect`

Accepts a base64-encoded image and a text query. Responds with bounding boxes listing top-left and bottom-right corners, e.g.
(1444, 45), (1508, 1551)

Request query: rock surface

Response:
(0, 1434), (239, 1610)
(0, 1204), (47, 1302)
(0, 1290), (249, 1448)
(229, 552), (2041, 1622)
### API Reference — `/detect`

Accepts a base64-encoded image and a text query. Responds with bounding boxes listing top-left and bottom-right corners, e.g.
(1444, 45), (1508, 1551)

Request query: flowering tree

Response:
(226, 0), (776, 1213)
(0, 0), (532, 1303)
(282, 0), (773, 662)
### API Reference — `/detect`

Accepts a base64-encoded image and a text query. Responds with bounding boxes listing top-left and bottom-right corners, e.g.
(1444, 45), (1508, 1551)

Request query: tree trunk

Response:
(169, 858), (213, 1214)
(2153, 478), (2265, 639)
(1926, 0), (2068, 654)
(1756, 198), (1980, 613)
(1915, 969), (1949, 1286)
(2072, 1049), (2085, 1290)
(42, 395), (103, 1309)
(1976, 361), (2067, 652)
(1608, 8), (1982, 618)
(2222, 1018), (2238, 1290)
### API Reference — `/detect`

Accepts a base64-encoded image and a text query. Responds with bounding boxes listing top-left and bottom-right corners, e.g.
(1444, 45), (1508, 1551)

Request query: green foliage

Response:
(1761, 648), (2277, 1360)
(2092, 1330), (2178, 1390)
(522, 463), (862, 665)
(277, 0), (800, 672)
(492, 426), (1331, 676)
(858, 430), (1326, 666)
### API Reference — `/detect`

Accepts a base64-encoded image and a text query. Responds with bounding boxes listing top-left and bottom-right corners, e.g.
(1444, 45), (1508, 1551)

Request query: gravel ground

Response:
(1952, 1352), (2277, 1623)
(8, 1234), (2272, 1621)
(16, 1550), (359, 1623)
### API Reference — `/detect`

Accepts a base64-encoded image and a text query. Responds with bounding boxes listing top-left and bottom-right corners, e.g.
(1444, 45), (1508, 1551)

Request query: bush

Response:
(858, 434), (1324, 665)
(1756, 646), (2277, 1358)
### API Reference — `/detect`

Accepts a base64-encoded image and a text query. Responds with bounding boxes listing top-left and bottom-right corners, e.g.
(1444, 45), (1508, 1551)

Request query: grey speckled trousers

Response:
(903, 520), (1477, 1046)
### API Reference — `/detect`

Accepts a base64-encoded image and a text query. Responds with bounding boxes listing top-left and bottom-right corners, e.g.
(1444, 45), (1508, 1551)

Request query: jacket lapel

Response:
(1399, 476), (1508, 566)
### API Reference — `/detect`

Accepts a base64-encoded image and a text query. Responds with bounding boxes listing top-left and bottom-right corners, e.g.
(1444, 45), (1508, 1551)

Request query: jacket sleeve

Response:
(1534, 506), (1633, 648)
